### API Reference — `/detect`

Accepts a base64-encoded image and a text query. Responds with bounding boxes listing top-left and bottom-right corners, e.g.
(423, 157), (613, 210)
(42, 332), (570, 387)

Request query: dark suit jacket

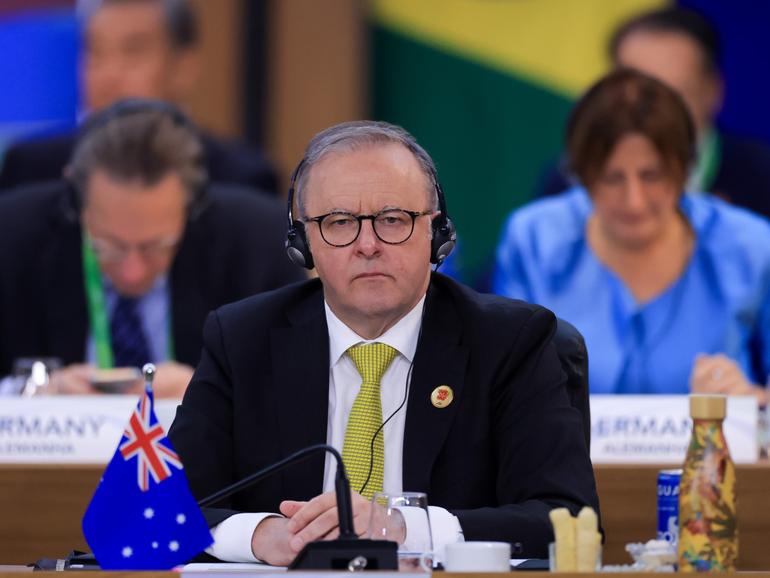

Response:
(168, 275), (600, 558)
(554, 318), (591, 448)
(0, 181), (305, 375)
(0, 130), (279, 195)
(536, 131), (770, 219)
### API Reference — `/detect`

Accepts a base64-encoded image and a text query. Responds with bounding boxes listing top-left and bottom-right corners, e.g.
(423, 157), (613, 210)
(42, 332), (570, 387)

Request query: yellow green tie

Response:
(343, 342), (398, 499)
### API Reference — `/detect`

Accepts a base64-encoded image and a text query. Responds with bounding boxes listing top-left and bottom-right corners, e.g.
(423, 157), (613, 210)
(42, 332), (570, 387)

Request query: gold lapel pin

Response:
(431, 385), (454, 408)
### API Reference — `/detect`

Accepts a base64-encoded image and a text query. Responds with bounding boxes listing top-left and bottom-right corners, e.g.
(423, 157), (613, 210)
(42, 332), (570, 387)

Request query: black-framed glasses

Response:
(304, 209), (432, 247)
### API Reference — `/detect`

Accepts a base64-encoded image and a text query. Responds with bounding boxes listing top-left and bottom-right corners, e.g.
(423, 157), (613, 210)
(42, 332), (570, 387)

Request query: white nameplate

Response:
(590, 395), (758, 464)
(0, 396), (180, 463)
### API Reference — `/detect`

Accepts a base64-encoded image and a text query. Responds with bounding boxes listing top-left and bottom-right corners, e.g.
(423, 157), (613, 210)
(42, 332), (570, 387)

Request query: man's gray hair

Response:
(69, 104), (206, 205)
(294, 120), (439, 216)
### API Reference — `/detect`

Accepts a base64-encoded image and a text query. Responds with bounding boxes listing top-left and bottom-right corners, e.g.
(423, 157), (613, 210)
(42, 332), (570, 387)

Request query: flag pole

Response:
(142, 363), (156, 392)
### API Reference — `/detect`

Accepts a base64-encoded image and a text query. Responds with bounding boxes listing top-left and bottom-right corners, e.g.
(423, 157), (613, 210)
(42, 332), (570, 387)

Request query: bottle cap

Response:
(690, 394), (726, 419)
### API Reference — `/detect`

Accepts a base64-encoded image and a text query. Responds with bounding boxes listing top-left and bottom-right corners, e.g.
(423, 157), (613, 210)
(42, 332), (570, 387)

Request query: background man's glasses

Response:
(305, 209), (432, 247)
(88, 234), (181, 263)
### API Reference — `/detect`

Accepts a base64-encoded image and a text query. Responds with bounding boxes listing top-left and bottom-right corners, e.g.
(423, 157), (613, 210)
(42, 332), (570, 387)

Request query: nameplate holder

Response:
(0, 396), (178, 463)
(590, 395), (758, 464)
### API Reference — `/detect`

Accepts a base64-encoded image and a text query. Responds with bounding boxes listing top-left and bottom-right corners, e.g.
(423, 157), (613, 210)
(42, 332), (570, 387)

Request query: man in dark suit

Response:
(169, 121), (599, 564)
(537, 7), (770, 219)
(0, 100), (303, 397)
(0, 0), (277, 194)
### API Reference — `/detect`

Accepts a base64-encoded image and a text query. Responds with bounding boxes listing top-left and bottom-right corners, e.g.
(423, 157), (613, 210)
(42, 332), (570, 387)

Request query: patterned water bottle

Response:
(678, 395), (738, 572)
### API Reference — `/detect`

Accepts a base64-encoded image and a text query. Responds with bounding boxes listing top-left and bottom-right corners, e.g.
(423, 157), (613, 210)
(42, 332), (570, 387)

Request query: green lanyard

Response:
(690, 128), (722, 193)
(81, 235), (175, 368)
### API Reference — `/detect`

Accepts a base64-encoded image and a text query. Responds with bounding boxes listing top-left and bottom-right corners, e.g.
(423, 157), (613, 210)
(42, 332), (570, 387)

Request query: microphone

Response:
(197, 443), (397, 571)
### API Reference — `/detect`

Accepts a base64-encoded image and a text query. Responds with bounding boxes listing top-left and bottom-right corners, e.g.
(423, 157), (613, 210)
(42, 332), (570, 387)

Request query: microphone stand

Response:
(197, 444), (397, 571)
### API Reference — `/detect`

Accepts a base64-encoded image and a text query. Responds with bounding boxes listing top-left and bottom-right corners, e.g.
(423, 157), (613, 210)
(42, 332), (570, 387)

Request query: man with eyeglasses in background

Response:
(0, 99), (304, 398)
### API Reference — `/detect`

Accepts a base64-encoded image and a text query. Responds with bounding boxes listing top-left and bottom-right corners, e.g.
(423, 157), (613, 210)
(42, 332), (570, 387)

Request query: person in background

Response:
(537, 6), (770, 219)
(0, 0), (278, 194)
(168, 120), (598, 564)
(0, 99), (304, 398)
(493, 69), (770, 402)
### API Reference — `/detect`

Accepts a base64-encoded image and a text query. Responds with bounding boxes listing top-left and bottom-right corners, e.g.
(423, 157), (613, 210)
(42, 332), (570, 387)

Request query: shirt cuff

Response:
(0, 375), (23, 395)
(206, 513), (279, 562)
(399, 505), (464, 563)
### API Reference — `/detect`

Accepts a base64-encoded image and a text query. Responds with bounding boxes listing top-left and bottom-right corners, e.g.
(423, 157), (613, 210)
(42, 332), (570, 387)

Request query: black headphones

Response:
(66, 98), (209, 219)
(285, 149), (456, 270)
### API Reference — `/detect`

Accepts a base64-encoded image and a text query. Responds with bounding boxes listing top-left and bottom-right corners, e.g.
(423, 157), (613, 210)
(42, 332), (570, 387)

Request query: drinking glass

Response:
(368, 491), (433, 572)
(13, 357), (62, 396)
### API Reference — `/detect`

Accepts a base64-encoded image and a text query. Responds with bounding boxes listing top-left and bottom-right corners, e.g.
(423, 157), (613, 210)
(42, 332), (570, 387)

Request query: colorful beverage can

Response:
(657, 468), (682, 545)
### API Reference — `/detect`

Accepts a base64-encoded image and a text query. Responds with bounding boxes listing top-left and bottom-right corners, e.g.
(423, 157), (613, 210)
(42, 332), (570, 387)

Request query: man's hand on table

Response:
(48, 363), (100, 394)
(250, 490), (405, 566)
(150, 361), (194, 398)
(690, 353), (768, 405)
(45, 361), (193, 398)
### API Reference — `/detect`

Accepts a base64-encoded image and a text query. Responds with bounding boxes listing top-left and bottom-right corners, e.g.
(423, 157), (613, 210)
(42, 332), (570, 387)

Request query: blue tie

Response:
(110, 296), (151, 368)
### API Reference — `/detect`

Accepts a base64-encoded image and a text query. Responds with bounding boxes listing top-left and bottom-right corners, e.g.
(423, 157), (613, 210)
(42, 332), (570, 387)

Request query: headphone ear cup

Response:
(431, 216), (456, 264)
(285, 220), (314, 269)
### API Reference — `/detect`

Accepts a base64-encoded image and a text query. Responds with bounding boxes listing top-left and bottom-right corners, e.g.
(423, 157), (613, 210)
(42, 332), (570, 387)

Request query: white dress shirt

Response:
(208, 296), (464, 562)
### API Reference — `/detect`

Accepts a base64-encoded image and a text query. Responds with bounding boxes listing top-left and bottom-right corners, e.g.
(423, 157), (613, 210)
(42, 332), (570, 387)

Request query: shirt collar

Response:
(325, 295), (426, 368)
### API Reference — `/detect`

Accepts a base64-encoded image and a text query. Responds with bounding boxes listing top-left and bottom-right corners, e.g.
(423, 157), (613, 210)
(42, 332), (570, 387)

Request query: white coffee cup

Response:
(444, 541), (511, 572)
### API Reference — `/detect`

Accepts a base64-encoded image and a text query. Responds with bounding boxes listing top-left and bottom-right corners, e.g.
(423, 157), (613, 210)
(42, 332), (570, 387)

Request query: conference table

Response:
(1, 464), (768, 570)
(0, 566), (770, 578)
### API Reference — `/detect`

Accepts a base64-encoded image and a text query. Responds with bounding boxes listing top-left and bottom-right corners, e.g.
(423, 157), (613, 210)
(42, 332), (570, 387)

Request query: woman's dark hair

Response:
(566, 68), (696, 190)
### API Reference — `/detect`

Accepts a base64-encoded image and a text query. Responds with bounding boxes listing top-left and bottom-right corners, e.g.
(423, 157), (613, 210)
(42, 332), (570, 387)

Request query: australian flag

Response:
(82, 386), (213, 569)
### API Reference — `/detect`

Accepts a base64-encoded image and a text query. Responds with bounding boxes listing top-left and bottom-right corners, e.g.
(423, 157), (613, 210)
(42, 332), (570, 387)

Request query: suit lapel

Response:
(43, 216), (88, 365)
(271, 284), (330, 500)
(265, 279), (471, 498)
(403, 283), (469, 492)
(170, 231), (209, 365)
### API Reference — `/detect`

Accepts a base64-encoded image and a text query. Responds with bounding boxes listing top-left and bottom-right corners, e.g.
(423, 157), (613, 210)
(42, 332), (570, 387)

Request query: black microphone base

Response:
(288, 538), (398, 571)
